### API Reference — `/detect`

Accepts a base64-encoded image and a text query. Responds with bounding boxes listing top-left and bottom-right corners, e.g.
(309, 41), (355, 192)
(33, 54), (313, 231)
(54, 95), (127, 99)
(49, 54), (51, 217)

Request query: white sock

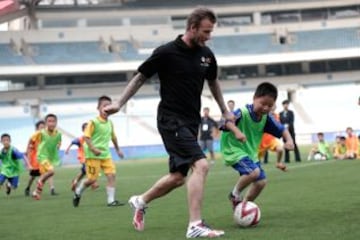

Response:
(189, 220), (202, 228)
(106, 186), (115, 204)
(232, 185), (241, 199)
(137, 195), (146, 207)
(75, 179), (86, 195)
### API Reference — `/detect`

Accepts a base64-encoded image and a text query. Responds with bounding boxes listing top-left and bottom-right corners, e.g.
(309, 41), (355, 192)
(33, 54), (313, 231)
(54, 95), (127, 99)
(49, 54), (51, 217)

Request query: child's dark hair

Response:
(98, 95), (112, 108)
(317, 132), (324, 137)
(45, 113), (57, 121)
(1, 133), (11, 140)
(340, 136), (346, 141)
(254, 82), (278, 100)
(35, 120), (45, 129)
(82, 122), (88, 131)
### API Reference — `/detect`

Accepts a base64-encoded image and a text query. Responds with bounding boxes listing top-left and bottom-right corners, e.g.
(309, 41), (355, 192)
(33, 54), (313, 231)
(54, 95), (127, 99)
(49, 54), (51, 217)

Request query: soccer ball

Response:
(233, 201), (261, 227)
(313, 153), (324, 160)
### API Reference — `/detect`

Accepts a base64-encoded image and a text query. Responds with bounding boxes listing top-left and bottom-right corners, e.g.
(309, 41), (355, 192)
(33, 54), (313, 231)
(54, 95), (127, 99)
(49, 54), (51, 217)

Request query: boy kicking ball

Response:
(220, 82), (294, 210)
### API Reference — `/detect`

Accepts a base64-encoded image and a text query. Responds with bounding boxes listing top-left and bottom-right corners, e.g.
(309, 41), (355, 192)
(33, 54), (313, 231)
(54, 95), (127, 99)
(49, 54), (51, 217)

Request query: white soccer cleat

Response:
(128, 195), (146, 231)
(186, 220), (225, 238)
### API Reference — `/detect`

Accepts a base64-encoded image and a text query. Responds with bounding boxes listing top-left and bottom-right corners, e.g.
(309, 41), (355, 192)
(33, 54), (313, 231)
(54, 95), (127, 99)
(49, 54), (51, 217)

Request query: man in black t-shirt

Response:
(104, 7), (230, 238)
(199, 107), (218, 163)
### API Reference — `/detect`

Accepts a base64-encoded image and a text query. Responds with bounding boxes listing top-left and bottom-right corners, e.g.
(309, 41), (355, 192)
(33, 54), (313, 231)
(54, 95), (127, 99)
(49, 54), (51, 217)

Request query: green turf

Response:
(1, 151), (360, 240)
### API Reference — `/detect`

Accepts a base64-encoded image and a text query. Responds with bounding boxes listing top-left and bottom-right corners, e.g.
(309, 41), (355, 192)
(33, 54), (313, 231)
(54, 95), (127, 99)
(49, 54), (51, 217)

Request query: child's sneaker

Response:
(32, 181), (43, 200)
(107, 200), (125, 207)
(24, 187), (30, 197)
(186, 220), (225, 238)
(228, 192), (242, 211)
(128, 195), (147, 231)
(50, 188), (59, 196)
(5, 183), (11, 195)
(73, 193), (81, 207)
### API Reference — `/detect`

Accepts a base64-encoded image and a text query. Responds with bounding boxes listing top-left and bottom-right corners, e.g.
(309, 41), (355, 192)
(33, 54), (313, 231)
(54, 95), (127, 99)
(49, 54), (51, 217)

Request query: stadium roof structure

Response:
(0, 0), (26, 23)
(0, 45), (359, 76)
(0, 0), (17, 12)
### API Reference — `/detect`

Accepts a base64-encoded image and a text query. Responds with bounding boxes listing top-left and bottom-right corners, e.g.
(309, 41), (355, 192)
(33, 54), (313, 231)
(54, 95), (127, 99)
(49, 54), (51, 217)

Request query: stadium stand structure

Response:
(35, 0), (338, 8)
(0, 105), (39, 151)
(0, 43), (26, 65)
(30, 41), (119, 64)
(1, 27), (359, 65)
(0, 0), (359, 158)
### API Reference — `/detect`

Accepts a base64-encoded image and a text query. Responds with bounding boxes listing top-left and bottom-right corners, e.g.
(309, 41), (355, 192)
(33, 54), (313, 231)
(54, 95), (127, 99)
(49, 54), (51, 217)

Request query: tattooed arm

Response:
(207, 79), (232, 120)
(103, 72), (147, 115)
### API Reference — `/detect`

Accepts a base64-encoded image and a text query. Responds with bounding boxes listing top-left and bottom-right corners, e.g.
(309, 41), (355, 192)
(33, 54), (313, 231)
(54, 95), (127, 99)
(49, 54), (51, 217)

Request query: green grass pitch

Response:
(1, 150), (360, 240)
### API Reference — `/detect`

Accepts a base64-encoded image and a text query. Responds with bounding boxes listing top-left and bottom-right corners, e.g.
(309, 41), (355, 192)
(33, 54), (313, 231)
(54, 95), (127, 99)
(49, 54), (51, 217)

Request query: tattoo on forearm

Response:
(119, 73), (147, 106)
(208, 80), (227, 113)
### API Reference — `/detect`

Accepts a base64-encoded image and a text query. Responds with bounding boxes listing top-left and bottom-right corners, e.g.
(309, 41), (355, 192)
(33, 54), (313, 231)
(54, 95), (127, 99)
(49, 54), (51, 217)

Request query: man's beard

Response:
(190, 36), (204, 47)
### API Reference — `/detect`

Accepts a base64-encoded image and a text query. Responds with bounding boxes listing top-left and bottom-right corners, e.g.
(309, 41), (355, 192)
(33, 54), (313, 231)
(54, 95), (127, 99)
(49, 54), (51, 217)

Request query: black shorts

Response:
(29, 169), (41, 177)
(158, 114), (205, 176)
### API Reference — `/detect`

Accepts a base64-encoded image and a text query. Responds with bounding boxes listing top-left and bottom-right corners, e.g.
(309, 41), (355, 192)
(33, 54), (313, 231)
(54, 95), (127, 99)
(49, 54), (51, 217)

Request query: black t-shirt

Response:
(138, 35), (218, 125)
(200, 117), (218, 140)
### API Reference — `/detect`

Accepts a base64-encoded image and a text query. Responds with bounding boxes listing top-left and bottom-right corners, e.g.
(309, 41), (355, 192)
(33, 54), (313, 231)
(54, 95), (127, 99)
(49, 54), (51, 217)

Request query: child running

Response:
(65, 122), (99, 191)
(0, 133), (30, 195)
(24, 120), (58, 196)
(220, 82), (294, 210)
(258, 105), (287, 170)
(73, 95), (125, 207)
(29, 114), (61, 200)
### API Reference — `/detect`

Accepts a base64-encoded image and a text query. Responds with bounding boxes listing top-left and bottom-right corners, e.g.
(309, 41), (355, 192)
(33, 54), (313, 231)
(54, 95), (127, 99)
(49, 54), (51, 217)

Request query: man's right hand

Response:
(103, 102), (121, 116)
(222, 111), (235, 122)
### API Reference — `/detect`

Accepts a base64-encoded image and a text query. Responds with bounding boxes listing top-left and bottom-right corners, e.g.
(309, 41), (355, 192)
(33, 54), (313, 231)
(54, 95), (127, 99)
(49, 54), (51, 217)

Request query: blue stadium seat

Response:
(211, 34), (282, 55)
(117, 40), (150, 61)
(120, 0), (312, 8)
(0, 44), (26, 65)
(2, 28), (358, 65)
(127, 28), (359, 58)
(0, 117), (35, 151)
(31, 42), (118, 64)
(292, 28), (360, 51)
